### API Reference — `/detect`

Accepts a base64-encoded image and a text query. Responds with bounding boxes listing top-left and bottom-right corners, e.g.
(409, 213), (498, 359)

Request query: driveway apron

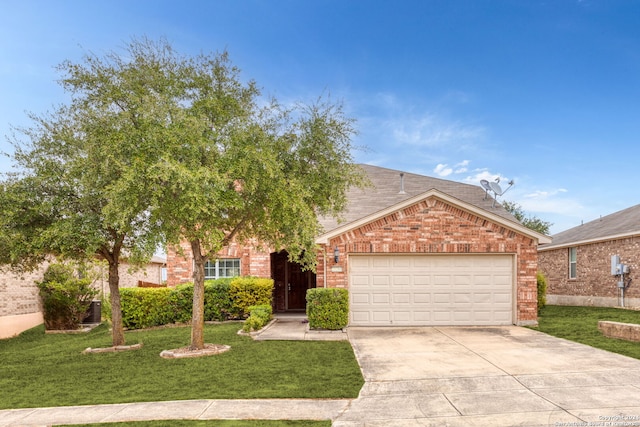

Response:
(335, 326), (640, 426)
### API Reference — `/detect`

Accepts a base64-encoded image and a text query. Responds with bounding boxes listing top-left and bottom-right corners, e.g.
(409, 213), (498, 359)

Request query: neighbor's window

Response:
(204, 259), (240, 279)
(568, 247), (577, 279)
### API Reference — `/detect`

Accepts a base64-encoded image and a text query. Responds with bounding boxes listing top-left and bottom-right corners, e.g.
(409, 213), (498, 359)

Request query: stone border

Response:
(598, 320), (640, 342)
(160, 343), (231, 359)
(45, 323), (102, 335)
(83, 343), (143, 354)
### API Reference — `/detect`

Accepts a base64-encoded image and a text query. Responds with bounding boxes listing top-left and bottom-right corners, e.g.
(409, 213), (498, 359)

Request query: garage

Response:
(349, 254), (514, 326)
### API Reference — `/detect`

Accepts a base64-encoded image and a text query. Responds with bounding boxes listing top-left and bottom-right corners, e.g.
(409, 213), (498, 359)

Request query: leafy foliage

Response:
(229, 277), (274, 318)
(537, 271), (548, 314)
(243, 304), (273, 332)
(306, 288), (349, 330)
(502, 201), (553, 235)
(36, 263), (98, 330)
(120, 288), (174, 329)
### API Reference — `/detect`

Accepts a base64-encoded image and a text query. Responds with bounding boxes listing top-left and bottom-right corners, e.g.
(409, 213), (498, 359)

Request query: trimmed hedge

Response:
(306, 288), (349, 330)
(120, 277), (273, 329)
(243, 304), (273, 332)
(229, 277), (274, 318)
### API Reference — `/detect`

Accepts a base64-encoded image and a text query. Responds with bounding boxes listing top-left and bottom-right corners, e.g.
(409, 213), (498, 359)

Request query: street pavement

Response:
(2, 317), (640, 426)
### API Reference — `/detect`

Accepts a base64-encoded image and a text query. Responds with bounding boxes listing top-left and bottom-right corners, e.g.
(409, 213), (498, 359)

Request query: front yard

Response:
(0, 322), (364, 409)
(533, 305), (640, 359)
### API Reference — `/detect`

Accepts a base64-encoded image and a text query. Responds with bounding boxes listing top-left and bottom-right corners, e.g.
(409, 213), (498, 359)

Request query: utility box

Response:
(611, 255), (621, 275)
(82, 300), (102, 324)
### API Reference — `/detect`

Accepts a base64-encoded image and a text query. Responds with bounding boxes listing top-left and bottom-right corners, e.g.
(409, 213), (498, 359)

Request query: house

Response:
(538, 204), (640, 309)
(167, 164), (550, 326)
(0, 255), (166, 339)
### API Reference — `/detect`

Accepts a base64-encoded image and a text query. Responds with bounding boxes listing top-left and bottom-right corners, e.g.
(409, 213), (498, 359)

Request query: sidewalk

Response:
(0, 399), (353, 426)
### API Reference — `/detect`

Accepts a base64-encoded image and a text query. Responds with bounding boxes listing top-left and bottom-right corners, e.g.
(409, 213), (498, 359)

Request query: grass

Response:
(0, 322), (364, 409)
(533, 305), (640, 359)
(63, 422), (329, 427)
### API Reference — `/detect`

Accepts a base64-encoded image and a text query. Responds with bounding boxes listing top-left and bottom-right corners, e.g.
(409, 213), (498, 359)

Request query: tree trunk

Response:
(108, 260), (126, 346)
(190, 239), (206, 350)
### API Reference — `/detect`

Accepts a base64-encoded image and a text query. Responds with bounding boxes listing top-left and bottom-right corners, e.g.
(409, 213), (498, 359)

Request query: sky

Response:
(1, 0), (640, 235)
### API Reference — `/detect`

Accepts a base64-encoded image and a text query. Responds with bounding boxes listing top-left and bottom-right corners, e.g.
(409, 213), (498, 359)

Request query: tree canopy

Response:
(0, 37), (365, 350)
(502, 201), (553, 235)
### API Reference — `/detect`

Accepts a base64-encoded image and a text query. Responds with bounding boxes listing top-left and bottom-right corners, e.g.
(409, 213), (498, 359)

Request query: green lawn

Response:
(0, 323), (364, 409)
(64, 421), (329, 427)
(533, 305), (640, 359)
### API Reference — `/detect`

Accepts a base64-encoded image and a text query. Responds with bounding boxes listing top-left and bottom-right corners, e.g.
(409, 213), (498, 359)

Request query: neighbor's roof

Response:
(539, 203), (640, 251)
(317, 164), (548, 243)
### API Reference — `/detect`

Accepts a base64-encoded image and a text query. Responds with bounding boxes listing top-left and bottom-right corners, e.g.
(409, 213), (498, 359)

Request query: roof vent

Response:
(399, 173), (406, 194)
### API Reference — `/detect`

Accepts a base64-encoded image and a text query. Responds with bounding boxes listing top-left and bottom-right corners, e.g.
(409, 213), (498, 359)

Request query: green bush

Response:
(537, 271), (548, 314)
(204, 279), (234, 321)
(120, 287), (174, 329)
(243, 304), (273, 332)
(119, 277), (272, 329)
(229, 277), (274, 318)
(306, 288), (349, 330)
(37, 263), (98, 330)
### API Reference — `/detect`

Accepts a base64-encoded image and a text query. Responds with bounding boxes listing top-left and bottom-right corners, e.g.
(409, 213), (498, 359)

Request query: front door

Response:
(271, 251), (316, 312)
(287, 261), (310, 310)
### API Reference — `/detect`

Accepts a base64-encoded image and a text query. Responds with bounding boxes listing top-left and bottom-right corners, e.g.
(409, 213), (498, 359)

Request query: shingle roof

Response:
(540, 204), (640, 250)
(318, 164), (519, 234)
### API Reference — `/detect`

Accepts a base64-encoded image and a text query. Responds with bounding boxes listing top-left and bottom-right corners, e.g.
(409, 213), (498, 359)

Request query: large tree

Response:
(0, 39), (180, 346)
(502, 201), (553, 235)
(145, 45), (366, 350)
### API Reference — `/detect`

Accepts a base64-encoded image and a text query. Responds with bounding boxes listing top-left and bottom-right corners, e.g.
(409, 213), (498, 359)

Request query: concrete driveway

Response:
(335, 326), (640, 426)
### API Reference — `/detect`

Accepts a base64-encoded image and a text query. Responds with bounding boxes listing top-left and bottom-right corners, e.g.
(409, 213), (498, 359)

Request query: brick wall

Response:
(539, 236), (640, 308)
(166, 240), (272, 287)
(324, 197), (539, 325)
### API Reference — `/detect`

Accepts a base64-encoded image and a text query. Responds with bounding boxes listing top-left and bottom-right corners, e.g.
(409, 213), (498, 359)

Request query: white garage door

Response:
(349, 254), (514, 326)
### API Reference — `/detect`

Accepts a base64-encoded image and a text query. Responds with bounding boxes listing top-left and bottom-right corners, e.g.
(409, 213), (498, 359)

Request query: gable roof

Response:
(317, 164), (551, 244)
(539, 204), (640, 251)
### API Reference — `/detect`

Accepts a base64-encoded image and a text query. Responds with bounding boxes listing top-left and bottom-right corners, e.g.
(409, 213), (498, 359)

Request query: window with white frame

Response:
(204, 259), (240, 279)
(568, 247), (577, 279)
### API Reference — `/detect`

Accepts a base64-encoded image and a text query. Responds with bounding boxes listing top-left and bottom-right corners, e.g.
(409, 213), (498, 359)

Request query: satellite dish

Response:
(480, 179), (492, 199)
(480, 177), (515, 207)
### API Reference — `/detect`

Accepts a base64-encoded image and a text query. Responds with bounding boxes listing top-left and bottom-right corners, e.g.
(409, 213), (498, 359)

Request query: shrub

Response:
(37, 263), (98, 330)
(243, 304), (272, 332)
(537, 271), (548, 314)
(229, 277), (274, 318)
(168, 283), (194, 324)
(204, 279), (234, 321)
(306, 288), (349, 330)
(120, 287), (174, 329)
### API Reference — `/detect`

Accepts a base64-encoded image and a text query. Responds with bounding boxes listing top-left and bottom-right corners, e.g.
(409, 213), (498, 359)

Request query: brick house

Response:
(167, 164), (550, 326)
(0, 255), (166, 339)
(538, 204), (640, 309)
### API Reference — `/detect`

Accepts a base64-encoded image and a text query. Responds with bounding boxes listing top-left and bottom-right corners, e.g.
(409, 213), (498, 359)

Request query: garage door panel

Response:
(349, 254), (513, 326)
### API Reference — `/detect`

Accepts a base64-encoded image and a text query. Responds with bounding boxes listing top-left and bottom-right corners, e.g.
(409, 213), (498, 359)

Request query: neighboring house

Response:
(538, 204), (640, 309)
(167, 164), (550, 326)
(0, 255), (166, 339)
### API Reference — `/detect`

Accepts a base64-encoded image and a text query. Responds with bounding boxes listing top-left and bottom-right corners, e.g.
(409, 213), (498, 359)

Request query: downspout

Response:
(323, 245), (327, 288)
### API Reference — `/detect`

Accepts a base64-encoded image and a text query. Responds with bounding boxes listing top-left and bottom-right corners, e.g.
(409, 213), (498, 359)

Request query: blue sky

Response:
(2, 1), (640, 234)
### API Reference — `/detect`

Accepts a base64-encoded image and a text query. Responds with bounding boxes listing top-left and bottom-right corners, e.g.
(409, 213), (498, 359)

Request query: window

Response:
(204, 259), (240, 279)
(568, 247), (577, 279)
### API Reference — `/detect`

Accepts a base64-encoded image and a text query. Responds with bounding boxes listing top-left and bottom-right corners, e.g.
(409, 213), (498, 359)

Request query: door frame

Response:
(270, 251), (317, 312)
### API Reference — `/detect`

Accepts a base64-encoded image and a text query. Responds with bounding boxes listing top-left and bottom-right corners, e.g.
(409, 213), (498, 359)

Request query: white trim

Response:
(538, 231), (640, 251)
(316, 189), (551, 245)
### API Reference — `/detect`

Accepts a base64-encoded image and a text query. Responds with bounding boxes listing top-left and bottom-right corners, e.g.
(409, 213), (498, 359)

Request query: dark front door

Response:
(287, 261), (310, 310)
(271, 251), (316, 312)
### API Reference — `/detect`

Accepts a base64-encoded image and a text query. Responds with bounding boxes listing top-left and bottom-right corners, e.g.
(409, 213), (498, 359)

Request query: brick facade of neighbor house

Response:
(1, 257), (166, 339)
(539, 237), (640, 308)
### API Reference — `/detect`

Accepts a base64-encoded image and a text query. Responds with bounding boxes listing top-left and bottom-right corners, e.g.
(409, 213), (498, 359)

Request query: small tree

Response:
(502, 201), (553, 235)
(37, 263), (98, 330)
(0, 38), (171, 346)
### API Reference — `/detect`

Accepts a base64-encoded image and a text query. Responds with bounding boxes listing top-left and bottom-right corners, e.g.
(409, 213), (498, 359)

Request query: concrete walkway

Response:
(3, 319), (640, 426)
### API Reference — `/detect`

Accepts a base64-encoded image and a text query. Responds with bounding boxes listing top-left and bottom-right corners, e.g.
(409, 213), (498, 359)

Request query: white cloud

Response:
(433, 163), (453, 177)
(454, 160), (469, 173)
